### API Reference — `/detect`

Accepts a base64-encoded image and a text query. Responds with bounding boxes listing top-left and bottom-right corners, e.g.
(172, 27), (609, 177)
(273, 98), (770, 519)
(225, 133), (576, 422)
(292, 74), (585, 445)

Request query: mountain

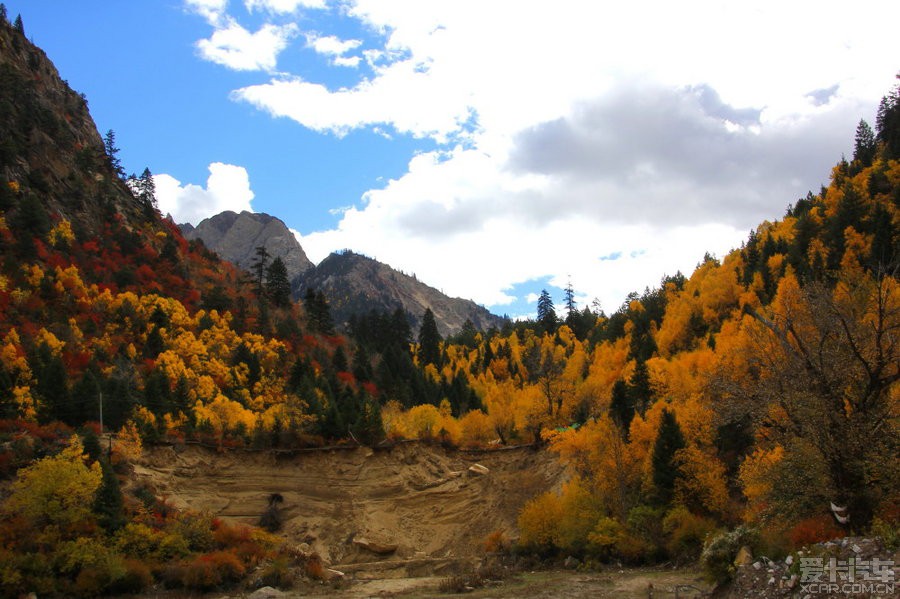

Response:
(298, 250), (506, 337)
(182, 210), (506, 337)
(180, 210), (314, 285)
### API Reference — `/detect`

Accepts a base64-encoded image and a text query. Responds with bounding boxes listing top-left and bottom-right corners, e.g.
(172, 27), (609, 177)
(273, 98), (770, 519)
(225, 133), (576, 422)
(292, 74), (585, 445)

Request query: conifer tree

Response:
(0, 5), (7, 24)
(651, 408), (686, 506)
(852, 119), (877, 167)
(417, 308), (442, 367)
(536, 289), (557, 334)
(13, 13), (23, 35)
(609, 379), (634, 436)
(251, 245), (271, 296)
(265, 256), (291, 307)
(103, 129), (124, 178)
(93, 458), (125, 532)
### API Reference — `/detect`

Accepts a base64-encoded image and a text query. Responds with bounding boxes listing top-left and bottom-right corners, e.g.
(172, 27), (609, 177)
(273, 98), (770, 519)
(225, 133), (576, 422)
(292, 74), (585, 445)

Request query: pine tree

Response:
(852, 119), (877, 167)
(265, 256), (291, 307)
(609, 379), (634, 436)
(651, 408), (686, 506)
(628, 359), (653, 414)
(417, 308), (442, 367)
(93, 459), (125, 532)
(103, 129), (124, 178)
(251, 246), (271, 296)
(536, 289), (557, 334)
(876, 78), (900, 159)
(0, 5), (7, 24)
(13, 13), (23, 36)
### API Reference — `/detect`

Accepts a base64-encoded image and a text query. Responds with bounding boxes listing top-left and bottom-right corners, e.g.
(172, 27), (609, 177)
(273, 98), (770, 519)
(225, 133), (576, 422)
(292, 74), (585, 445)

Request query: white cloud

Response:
(196, 19), (298, 71)
(185, 0), (228, 25)
(306, 33), (361, 57)
(245, 0), (326, 13)
(155, 163), (255, 225)
(195, 0), (900, 310)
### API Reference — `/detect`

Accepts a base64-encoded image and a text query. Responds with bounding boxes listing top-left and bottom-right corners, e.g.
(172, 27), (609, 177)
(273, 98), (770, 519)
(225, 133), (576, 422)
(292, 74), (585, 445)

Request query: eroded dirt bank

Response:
(131, 442), (564, 569)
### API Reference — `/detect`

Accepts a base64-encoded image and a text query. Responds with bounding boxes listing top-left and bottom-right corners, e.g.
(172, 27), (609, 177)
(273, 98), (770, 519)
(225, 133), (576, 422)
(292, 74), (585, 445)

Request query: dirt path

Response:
(252, 567), (710, 598)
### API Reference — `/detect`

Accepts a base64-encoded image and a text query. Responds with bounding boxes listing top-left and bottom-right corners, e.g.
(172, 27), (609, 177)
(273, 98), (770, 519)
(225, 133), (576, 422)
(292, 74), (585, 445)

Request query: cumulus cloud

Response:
(187, 0), (900, 309)
(155, 163), (255, 225)
(196, 19), (298, 71)
(245, 0), (326, 13)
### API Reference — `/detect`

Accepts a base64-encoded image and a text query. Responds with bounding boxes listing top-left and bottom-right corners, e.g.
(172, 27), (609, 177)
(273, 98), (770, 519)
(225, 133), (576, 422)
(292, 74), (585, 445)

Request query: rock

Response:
(249, 587), (285, 599)
(353, 536), (398, 555)
(752, 561), (762, 570)
(468, 463), (490, 476)
(297, 542), (311, 554)
(852, 543), (862, 553)
(785, 554), (793, 566)
(564, 556), (580, 569)
(325, 568), (345, 581)
(734, 545), (753, 566)
(767, 576), (775, 585)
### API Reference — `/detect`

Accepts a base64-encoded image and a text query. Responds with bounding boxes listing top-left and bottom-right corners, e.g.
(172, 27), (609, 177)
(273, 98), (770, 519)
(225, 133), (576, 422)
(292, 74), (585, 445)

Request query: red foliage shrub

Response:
(788, 515), (844, 548)
(180, 550), (246, 590)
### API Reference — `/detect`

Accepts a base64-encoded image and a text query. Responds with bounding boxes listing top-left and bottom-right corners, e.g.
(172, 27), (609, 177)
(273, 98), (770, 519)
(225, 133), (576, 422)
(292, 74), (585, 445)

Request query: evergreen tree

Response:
(628, 359), (653, 414)
(536, 289), (557, 334)
(876, 78), (900, 159)
(651, 408), (686, 506)
(563, 280), (577, 316)
(417, 308), (442, 367)
(609, 379), (634, 436)
(103, 129), (124, 178)
(852, 119), (877, 167)
(13, 13), (23, 36)
(265, 256), (291, 307)
(0, 5), (7, 24)
(93, 459), (125, 532)
(251, 246), (271, 296)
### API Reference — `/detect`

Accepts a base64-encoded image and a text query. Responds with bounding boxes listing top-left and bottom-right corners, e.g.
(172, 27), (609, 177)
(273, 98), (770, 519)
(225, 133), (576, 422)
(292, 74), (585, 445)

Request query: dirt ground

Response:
(131, 442), (564, 567)
(250, 567), (711, 598)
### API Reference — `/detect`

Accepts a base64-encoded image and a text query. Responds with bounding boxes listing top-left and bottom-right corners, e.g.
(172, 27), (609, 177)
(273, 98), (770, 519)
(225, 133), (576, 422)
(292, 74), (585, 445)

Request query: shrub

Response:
(114, 522), (162, 559)
(663, 506), (718, 563)
(107, 558), (153, 595)
(788, 515), (844, 548)
(700, 526), (759, 585)
(870, 517), (899, 551)
(304, 553), (325, 580)
(482, 530), (509, 553)
(257, 556), (296, 589)
(180, 550), (245, 591)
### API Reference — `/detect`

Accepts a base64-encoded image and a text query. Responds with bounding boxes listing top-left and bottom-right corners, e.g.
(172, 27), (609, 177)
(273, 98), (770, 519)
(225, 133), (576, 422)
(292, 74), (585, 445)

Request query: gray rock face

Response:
(181, 211), (314, 284)
(298, 251), (506, 337)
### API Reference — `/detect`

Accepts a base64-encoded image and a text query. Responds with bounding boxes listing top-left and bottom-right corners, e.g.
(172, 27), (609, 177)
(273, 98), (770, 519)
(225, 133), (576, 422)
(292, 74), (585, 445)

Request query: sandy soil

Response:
(131, 442), (564, 568)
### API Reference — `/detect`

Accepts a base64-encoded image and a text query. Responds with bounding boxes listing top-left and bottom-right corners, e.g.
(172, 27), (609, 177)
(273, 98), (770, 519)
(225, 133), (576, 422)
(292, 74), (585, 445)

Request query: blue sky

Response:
(6, 0), (899, 319)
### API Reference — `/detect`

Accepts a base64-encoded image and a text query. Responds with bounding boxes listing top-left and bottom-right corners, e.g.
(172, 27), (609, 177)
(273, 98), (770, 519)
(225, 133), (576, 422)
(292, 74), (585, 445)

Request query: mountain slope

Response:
(299, 250), (506, 337)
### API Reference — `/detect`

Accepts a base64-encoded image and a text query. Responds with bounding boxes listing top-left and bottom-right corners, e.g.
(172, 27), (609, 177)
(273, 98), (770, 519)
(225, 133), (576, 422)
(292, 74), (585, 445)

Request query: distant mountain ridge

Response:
(181, 211), (505, 336)
(298, 250), (506, 337)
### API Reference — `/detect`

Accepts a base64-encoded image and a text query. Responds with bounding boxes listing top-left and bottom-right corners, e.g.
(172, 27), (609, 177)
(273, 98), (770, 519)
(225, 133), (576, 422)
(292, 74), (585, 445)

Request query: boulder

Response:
(734, 545), (753, 566)
(468, 463), (490, 476)
(353, 536), (398, 555)
(325, 568), (345, 581)
(248, 587), (285, 599)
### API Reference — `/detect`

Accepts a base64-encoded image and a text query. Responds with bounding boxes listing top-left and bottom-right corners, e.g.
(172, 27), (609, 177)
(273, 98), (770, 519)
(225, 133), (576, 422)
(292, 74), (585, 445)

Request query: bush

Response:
(180, 550), (246, 591)
(663, 506), (718, 563)
(257, 556), (296, 589)
(482, 530), (509, 553)
(788, 515), (843, 548)
(107, 558), (153, 595)
(700, 526), (758, 585)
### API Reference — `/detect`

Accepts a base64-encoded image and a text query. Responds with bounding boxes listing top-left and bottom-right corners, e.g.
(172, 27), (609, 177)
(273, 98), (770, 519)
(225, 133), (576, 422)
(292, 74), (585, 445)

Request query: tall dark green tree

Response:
(13, 13), (23, 35)
(536, 289), (557, 334)
(852, 119), (877, 168)
(251, 245), (271, 296)
(103, 129), (124, 178)
(93, 459), (125, 532)
(651, 408), (686, 506)
(417, 308), (442, 367)
(265, 256), (291, 307)
(628, 359), (654, 415)
(0, 5), (7, 24)
(876, 78), (900, 159)
(609, 379), (634, 436)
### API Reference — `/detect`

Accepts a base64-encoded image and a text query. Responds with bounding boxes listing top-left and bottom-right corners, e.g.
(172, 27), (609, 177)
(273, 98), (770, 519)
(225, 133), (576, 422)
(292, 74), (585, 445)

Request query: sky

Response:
(7, 1), (899, 319)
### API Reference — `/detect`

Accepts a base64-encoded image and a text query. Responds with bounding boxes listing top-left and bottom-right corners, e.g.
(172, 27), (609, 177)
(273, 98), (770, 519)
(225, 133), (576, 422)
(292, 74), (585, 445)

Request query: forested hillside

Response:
(0, 6), (897, 596)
